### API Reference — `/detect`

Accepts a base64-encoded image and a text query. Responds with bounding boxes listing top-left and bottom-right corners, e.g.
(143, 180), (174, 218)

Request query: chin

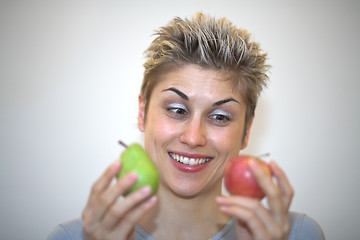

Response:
(167, 177), (218, 199)
(171, 187), (203, 199)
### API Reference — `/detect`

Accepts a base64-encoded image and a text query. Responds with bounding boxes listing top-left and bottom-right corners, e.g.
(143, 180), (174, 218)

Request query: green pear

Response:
(117, 141), (159, 195)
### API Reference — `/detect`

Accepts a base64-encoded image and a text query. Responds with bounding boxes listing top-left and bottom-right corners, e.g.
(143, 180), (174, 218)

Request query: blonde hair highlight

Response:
(141, 12), (270, 126)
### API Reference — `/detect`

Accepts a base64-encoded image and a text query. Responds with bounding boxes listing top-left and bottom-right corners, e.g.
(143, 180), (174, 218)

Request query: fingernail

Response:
(147, 196), (157, 204)
(216, 196), (227, 203)
(269, 160), (278, 175)
(270, 160), (278, 168)
(144, 196), (157, 207)
(111, 159), (120, 169)
(249, 159), (258, 168)
(140, 186), (151, 195)
(219, 205), (229, 211)
(125, 172), (137, 182)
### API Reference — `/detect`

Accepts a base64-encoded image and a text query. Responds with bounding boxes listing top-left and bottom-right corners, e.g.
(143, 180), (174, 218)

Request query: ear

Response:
(241, 118), (253, 150)
(138, 94), (145, 132)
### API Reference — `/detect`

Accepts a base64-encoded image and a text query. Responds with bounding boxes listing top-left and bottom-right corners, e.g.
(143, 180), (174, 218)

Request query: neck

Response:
(139, 182), (230, 240)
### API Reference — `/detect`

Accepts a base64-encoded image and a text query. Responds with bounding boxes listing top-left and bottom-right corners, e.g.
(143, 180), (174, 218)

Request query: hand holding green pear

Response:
(117, 140), (159, 195)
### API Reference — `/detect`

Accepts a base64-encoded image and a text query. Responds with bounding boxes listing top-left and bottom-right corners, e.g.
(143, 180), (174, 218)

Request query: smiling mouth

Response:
(169, 152), (212, 166)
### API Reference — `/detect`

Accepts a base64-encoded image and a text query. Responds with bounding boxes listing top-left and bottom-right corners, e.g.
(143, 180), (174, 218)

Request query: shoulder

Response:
(47, 219), (152, 240)
(47, 212), (325, 240)
(288, 212), (325, 240)
(47, 218), (85, 240)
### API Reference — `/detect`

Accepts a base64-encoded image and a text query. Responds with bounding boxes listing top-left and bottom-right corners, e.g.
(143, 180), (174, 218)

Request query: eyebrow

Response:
(162, 87), (239, 106)
(212, 98), (239, 106)
(162, 87), (189, 100)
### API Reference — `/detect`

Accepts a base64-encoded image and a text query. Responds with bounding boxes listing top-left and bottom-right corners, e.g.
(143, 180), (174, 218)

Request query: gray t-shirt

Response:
(47, 212), (325, 240)
(134, 217), (237, 240)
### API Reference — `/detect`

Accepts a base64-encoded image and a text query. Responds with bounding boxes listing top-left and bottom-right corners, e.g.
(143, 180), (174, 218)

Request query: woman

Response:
(48, 12), (324, 240)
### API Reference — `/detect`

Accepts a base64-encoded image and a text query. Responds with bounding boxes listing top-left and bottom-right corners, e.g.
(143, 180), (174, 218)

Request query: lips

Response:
(168, 152), (212, 172)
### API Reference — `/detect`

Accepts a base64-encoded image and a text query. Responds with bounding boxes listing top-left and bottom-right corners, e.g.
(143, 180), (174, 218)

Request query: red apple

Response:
(224, 155), (271, 199)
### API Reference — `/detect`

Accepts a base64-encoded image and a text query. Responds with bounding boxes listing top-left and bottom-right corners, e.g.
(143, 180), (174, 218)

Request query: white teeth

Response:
(169, 153), (210, 165)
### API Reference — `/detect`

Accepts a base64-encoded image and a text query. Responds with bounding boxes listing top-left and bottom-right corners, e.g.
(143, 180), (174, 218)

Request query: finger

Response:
(217, 196), (282, 238)
(82, 160), (121, 220)
(218, 198), (269, 239)
(82, 160), (122, 236)
(89, 172), (138, 226)
(110, 195), (157, 239)
(89, 160), (121, 204)
(269, 161), (294, 211)
(102, 185), (153, 230)
(249, 160), (284, 224)
(217, 196), (272, 224)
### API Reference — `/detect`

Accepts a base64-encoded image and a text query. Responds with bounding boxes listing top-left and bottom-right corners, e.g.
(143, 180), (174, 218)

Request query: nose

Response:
(179, 116), (207, 148)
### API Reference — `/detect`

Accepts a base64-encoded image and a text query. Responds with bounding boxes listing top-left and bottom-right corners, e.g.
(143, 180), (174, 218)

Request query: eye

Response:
(166, 103), (188, 119)
(168, 107), (187, 115)
(210, 114), (230, 121)
(209, 110), (231, 126)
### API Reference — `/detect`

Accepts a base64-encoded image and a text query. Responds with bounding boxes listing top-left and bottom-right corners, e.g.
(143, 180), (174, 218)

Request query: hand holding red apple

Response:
(224, 154), (271, 199)
(218, 154), (295, 239)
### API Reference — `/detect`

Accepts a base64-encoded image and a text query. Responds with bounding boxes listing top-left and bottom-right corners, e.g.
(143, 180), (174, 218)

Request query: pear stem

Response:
(118, 140), (128, 148)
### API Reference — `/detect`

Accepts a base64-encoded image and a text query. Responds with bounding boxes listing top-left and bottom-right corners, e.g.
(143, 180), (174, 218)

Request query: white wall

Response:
(1, 1), (359, 239)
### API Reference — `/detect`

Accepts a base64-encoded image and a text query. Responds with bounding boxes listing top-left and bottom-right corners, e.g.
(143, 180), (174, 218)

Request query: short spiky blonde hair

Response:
(141, 12), (270, 126)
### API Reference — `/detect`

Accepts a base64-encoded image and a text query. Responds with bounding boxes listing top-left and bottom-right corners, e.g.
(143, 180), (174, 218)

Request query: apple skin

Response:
(224, 155), (271, 199)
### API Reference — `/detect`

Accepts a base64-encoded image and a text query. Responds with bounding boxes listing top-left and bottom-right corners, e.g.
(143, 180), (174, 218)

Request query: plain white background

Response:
(1, 0), (359, 239)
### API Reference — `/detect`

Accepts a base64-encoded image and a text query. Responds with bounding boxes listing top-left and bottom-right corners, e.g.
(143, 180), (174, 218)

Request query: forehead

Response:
(153, 64), (240, 99)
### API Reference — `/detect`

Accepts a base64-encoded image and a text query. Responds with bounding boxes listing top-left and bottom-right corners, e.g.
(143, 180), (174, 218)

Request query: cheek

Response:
(208, 126), (244, 157)
(146, 111), (179, 140)
(143, 110), (180, 157)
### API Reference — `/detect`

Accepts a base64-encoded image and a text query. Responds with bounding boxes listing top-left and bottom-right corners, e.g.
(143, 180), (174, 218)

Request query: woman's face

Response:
(138, 64), (251, 197)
